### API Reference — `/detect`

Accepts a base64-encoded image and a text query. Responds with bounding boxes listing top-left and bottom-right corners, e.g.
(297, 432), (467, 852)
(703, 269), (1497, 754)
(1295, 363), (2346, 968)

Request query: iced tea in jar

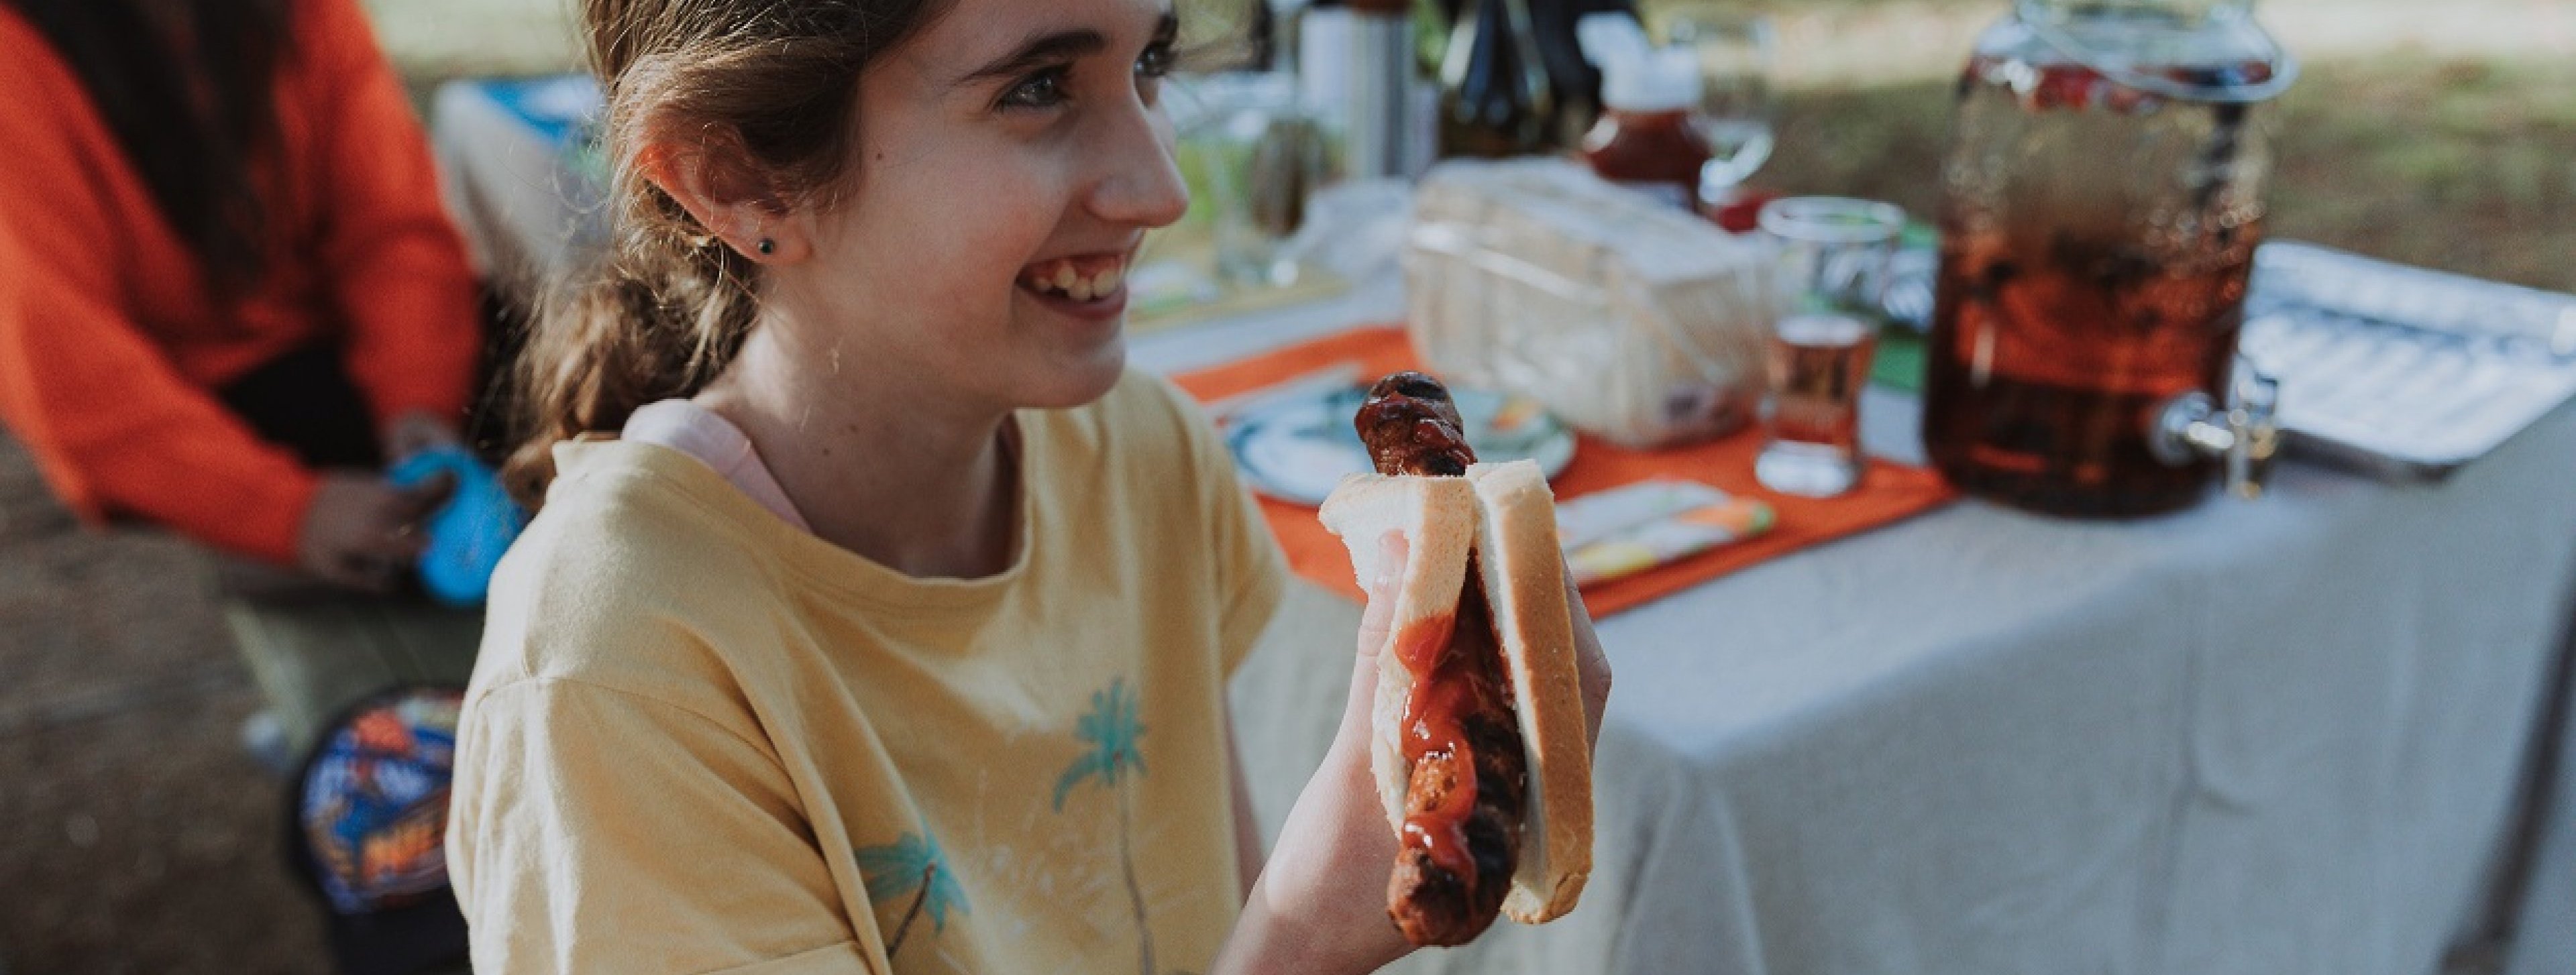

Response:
(1923, 0), (2293, 516)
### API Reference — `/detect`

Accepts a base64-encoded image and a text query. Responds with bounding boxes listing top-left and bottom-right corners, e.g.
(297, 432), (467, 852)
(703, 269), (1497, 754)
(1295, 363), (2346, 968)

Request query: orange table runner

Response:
(1171, 326), (1960, 618)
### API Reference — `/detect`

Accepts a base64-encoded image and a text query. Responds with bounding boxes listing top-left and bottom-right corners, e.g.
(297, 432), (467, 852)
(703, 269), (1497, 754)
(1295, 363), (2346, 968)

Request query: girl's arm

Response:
(1212, 544), (1413, 975)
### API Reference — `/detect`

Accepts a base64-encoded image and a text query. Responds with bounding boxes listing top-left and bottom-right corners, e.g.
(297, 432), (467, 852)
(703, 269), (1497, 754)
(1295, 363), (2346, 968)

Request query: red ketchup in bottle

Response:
(1575, 13), (1709, 209)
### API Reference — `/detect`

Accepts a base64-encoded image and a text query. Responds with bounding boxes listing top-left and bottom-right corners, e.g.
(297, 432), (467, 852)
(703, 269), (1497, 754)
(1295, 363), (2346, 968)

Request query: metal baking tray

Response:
(2240, 242), (2576, 481)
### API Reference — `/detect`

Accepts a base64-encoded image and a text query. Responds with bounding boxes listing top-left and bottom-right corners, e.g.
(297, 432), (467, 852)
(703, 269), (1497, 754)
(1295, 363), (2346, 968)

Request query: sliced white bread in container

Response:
(1318, 471), (1478, 837)
(1466, 459), (1593, 923)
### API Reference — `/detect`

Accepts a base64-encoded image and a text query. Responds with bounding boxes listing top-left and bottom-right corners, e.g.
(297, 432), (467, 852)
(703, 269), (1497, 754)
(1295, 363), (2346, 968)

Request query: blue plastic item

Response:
(386, 447), (527, 607)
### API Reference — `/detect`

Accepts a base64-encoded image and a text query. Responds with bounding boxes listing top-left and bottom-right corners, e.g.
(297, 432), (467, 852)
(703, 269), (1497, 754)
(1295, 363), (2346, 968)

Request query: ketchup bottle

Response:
(1573, 13), (1708, 208)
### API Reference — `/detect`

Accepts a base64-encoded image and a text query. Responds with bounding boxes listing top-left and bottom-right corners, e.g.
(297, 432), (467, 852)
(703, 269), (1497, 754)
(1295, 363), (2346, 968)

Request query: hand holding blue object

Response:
(386, 446), (527, 606)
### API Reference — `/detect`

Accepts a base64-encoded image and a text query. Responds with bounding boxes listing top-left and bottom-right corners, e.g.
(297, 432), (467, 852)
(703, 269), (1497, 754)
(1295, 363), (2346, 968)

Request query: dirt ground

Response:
(1, 1), (2570, 973)
(0, 439), (335, 974)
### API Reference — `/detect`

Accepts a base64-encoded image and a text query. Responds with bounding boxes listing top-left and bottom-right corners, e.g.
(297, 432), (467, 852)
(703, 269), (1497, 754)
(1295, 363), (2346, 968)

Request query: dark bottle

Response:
(1525, 0), (1635, 144)
(1248, 0), (1276, 70)
(1437, 0), (1556, 158)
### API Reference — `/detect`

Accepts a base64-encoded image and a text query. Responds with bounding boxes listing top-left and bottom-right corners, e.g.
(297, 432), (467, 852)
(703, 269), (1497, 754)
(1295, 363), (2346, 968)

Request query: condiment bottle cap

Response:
(1578, 13), (1703, 113)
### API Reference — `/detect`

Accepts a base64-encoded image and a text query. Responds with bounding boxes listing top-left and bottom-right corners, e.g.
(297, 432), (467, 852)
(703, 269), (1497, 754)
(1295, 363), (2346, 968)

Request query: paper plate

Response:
(1224, 384), (1577, 507)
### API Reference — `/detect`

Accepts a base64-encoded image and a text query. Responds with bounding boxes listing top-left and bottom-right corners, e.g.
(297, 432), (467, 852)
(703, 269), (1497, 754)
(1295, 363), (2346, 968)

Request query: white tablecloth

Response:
(432, 91), (2576, 969)
(1144, 287), (2576, 975)
(2506, 632), (2576, 975)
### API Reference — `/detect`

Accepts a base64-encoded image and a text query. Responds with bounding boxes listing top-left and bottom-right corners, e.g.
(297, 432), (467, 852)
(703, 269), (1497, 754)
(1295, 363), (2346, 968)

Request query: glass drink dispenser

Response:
(1922, 0), (2294, 516)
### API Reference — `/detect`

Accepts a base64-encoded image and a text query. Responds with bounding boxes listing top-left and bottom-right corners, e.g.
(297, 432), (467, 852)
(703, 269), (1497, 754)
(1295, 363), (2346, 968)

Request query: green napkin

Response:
(1872, 325), (1927, 394)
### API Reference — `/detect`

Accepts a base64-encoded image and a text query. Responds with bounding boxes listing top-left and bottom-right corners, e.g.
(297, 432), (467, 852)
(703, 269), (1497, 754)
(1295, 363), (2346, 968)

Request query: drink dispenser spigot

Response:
(1921, 0), (2296, 517)
(2150, 358), (2280, 500)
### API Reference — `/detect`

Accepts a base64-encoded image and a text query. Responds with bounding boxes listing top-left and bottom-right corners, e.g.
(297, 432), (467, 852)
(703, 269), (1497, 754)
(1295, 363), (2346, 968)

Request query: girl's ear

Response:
(636, 137), (815, 266)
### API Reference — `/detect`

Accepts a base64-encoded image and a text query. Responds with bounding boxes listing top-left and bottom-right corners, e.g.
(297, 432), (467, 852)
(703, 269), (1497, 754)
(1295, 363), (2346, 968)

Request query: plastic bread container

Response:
(1404, 159), (1778, 449)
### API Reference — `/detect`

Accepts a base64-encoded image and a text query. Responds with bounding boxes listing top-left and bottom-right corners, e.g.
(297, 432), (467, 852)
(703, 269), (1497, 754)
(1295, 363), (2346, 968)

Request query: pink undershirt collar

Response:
(621, 400), (812, 533)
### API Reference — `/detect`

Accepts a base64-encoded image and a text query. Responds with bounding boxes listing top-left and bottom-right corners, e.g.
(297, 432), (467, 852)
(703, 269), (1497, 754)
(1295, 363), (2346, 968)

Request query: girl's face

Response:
(773, 0), (1189, 414)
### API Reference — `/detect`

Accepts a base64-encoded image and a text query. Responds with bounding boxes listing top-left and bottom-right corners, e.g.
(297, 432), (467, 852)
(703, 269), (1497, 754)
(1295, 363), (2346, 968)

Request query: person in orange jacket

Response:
(0, 0), (483, 591)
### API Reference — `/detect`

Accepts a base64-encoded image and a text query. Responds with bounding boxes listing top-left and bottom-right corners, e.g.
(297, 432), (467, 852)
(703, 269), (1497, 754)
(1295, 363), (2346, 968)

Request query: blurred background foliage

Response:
(366, 0), (2575, 291)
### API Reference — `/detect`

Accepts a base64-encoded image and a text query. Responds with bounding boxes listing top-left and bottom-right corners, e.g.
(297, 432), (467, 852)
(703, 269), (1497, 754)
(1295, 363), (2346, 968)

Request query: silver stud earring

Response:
(756, 238), (775, 255)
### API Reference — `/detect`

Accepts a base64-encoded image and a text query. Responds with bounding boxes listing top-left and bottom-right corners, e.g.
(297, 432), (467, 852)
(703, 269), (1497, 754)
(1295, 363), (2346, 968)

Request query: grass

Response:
(2269, 58), (2576, 292)
(1762, 56), (2576, 293)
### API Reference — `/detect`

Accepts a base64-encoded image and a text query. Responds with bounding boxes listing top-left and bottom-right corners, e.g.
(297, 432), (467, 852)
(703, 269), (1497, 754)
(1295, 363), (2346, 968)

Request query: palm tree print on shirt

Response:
(857, 830), (967, 958)
(1053, 677), (1159, 975)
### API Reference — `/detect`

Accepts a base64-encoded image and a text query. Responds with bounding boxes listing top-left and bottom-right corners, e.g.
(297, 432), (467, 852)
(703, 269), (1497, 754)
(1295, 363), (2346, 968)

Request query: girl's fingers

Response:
(1342, 531), (1409, 738)
(1353, 530), (1408, 658)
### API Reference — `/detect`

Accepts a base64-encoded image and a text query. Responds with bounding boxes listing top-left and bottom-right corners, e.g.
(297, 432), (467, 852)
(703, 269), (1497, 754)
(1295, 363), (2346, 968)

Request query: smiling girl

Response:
(443, 1), (1607, 973)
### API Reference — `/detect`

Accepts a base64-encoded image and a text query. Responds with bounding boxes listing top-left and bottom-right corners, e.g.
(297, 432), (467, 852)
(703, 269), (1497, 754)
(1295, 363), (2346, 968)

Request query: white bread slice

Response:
(1318, 472), (1479, 834)
(1466, 459), (1593, 924)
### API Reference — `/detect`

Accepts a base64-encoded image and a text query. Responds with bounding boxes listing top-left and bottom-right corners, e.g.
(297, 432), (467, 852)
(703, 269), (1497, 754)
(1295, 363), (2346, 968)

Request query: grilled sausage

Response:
(1354, 371), (1529, 946)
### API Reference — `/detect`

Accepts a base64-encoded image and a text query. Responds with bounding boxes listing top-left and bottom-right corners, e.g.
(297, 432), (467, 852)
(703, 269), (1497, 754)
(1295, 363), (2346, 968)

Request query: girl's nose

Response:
(1086, 95), (1189, 229)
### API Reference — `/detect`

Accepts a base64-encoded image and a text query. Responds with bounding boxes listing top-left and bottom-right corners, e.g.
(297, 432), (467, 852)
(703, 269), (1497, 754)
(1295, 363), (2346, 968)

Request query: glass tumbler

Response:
(1657, 7), (1776, 196)
(1754, 196), (1905, 497)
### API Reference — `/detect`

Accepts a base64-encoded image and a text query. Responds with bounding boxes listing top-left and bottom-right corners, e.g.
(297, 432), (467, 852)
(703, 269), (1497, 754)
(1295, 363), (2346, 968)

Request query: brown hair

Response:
(506, 0), (948, 504)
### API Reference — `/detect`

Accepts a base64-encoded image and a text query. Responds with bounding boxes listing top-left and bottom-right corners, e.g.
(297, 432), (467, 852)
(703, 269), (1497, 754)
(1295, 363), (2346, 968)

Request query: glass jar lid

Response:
(2015, 0), (2298, 103)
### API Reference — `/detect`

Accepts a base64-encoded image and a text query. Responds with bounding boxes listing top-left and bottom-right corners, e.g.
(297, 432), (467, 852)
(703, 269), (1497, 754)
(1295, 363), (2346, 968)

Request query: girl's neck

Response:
(692, 319), (1020, 580)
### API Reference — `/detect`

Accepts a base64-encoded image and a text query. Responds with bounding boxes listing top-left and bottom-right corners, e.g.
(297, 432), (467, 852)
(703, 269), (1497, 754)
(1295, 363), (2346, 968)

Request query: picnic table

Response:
(432, 76), (2576, 975)
(1143, 285), (2576, 975)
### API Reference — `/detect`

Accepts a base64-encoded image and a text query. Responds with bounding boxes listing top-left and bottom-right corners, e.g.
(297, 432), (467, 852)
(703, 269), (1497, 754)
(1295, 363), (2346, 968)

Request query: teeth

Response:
(1026, 258), (1126, 300)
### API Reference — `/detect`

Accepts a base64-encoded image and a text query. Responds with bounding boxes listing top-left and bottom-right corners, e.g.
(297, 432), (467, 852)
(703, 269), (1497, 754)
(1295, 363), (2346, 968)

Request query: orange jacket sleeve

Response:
(0, 182), (319, 565)
(298, 0), (483, 431)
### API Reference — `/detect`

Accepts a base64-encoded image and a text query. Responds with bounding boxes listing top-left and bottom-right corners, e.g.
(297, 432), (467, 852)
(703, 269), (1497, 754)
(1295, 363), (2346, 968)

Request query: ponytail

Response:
(501, 235), (759, 506)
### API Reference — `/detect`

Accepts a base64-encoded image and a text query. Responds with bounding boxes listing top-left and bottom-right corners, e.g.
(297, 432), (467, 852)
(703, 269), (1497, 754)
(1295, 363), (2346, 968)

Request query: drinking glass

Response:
(1754, 196), (1905, 498)
(1655, 7), (1776, 198)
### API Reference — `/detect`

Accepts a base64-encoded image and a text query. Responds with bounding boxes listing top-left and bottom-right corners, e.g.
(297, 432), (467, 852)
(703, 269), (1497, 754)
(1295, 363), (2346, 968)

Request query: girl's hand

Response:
(1216, 534), (1613, 975)
(1216, 532), (1411, 974)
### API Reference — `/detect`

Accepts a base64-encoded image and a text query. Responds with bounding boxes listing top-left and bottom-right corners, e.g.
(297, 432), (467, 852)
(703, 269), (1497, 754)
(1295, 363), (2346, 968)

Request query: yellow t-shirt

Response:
(447, 371), (1291, 974)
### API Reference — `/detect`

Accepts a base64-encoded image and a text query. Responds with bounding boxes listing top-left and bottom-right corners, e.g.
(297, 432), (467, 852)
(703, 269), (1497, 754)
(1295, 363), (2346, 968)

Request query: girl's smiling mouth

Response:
(1017, 249), (1135, 320)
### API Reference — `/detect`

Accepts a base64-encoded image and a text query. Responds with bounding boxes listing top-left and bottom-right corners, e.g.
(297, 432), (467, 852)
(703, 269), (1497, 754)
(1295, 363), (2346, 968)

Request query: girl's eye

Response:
(1136, 41), (1175, 80)
(999, 68), (1071, 111)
